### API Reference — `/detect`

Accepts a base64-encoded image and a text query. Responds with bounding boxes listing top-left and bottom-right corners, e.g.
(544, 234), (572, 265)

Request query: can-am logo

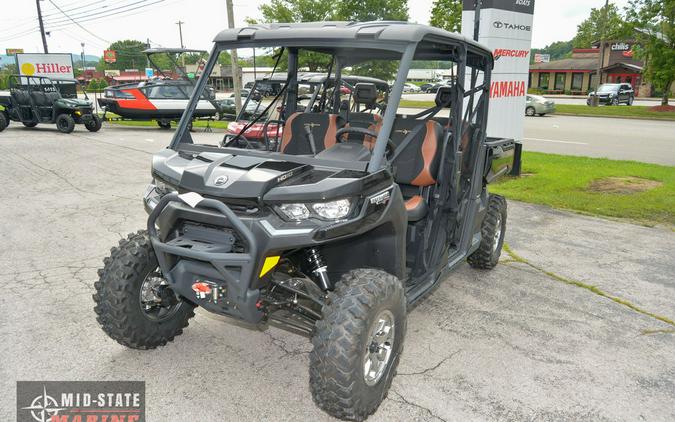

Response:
(493, 21), (531, 31)
(490, 80), (526, 98)
(515, 0), (531, 6)
(493, 49), (529, 59)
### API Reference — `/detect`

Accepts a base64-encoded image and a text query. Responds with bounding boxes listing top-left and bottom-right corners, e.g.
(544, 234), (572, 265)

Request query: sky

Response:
(0, 0), (633, 56)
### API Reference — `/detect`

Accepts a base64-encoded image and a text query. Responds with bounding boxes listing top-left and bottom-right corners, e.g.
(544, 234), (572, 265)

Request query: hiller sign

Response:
(461, 0), (535, 142)
(16, 53), (74, 79)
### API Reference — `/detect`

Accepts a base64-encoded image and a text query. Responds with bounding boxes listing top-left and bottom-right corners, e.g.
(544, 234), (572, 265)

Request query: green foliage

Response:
(626, 0), (675, 105)
(530, 40), (574, 64)
(429, 0), (462, 32)
(336, 0), (408, 21)
(251, 0), (409, 78)
(573, 4), (629, 48)
(99, 40), (148, 71)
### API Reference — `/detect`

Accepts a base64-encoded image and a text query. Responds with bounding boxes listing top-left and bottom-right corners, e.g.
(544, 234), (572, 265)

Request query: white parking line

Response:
(523, 137), (588, 145)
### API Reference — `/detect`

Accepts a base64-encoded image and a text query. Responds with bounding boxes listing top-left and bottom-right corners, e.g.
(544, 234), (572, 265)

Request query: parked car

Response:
(525, 94), (555, 116)
(403, 83), (421, 93)
(419, 82), (433, 92)
(230, 89), (262, 101)
(219, 97), (263, 119)
(587, 83), (634, 106)
(426, 82), (451, 93)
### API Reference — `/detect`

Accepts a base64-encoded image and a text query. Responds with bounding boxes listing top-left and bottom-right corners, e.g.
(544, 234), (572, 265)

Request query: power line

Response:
(46, 0), (110, 44)
(43, 0), (152, 25)
(45, 0), (166, 31)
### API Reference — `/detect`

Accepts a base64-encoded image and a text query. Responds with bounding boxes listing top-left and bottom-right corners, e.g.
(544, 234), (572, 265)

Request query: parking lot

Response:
(1, 124), (673, 421)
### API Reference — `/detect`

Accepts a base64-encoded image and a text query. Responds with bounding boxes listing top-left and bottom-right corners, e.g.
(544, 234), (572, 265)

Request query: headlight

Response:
(278, 203), (310, 220)
(312, 199), (351, 219)
(277, 199), (352, 221)
(143, 176), (177, 210)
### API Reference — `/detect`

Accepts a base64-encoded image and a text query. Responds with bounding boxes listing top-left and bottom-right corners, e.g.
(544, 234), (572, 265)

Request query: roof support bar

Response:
(368, 43), (416, 172)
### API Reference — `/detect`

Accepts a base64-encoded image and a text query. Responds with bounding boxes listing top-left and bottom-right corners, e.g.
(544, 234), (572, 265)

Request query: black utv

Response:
(0, 75), (101, 134)
(93, 22), (515, 421)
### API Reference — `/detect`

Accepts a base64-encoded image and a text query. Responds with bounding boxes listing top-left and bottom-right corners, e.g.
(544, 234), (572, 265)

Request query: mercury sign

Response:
(16, 53), (74, 79)
(461, 0), (535, 142)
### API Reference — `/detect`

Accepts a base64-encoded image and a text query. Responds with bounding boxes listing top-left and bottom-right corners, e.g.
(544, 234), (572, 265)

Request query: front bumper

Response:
(146, 188), (400, 323)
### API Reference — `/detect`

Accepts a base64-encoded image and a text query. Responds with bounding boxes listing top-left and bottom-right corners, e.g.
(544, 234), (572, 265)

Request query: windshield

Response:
(180, 46), (399, 159)
(597, 84), (619, 93)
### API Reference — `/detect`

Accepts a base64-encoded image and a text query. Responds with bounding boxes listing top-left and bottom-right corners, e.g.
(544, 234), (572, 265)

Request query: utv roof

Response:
(213, 21), (492, 57)
(142, 48), (207, 54)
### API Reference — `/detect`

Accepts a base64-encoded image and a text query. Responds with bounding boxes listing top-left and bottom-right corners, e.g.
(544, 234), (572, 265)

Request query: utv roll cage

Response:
(169, 22), (495, 301)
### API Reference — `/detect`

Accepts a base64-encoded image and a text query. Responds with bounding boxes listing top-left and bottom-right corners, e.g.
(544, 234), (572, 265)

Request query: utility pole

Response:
(80, 42), (85, 71)
(226, 0), (243, 115)
(36, 0), (49, 53)
(176, 21), (186, 68)
(591, 0), (610, 107)
(146, 38), (151, 67)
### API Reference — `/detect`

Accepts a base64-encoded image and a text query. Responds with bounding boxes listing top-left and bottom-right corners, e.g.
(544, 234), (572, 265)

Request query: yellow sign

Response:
(20, 63), (35, 76)
(5, 48), (24, 55)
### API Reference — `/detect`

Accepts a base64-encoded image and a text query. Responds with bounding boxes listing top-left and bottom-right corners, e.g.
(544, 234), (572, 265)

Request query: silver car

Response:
(525, 94), (555, 116)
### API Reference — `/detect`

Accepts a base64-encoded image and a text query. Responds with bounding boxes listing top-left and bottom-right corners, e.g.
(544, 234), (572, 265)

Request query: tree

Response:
(530, 40), (574, 64)
(626, 0), (675, 105)
(573, 4), (629, 48)
(99, 40), (149, 71)
(429, 0), (462, 33)
(336, 0), (408, 22)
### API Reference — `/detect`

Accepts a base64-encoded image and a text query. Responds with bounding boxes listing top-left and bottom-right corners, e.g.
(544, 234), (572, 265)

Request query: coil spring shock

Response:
(304, 247), (332, 291)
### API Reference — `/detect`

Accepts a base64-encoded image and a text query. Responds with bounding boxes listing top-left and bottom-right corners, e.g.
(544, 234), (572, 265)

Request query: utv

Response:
(0, 75), (101, 134)
(93, 22), (515, 420)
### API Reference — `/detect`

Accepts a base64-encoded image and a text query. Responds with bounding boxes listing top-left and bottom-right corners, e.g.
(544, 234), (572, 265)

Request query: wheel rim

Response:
(492, 215), (503, 253)
(138, 267), (182, 321)
(58, 119), (67, 130)
(363, 310), (395, 386)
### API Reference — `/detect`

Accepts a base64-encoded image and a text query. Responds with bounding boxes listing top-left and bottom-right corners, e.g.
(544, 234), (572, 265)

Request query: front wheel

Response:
(468, 194), (507, 269)
(525, 106), (536, 117)
(611, 97), (620, 106)
(0, 111), (7, 132)
(56, 114), (75, 133)
(157, 120), (171, 129)
(93, 230), (195, 349)
(310, 268), (406, 421)
(627, 96), (634, 106)
(85, 115), (102, 132)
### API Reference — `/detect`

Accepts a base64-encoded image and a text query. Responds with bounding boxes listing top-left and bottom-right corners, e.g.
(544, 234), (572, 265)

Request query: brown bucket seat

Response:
(279, 112), (344, 155)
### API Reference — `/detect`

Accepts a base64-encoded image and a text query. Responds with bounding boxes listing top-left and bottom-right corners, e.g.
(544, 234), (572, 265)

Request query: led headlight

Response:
(143, 176), (177, 210)
(278, 203), (310, 220)
(312, 199), (351, 219)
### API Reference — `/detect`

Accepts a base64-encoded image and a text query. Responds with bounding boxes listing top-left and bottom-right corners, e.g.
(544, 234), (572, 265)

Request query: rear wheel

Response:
(85, 115), (102, 132)
(22, 121), (38, 128)
(0, 111), (7, 132)
(93, 230), (195, 349)
(310, 268), (406, 421)
(55, 114), (75, 133)
(525, 106), (536, 116)
(468, 194), (507, 269)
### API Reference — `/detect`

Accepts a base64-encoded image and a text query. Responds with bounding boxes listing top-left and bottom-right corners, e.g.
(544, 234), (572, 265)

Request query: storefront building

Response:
(529, 40), (652, 96)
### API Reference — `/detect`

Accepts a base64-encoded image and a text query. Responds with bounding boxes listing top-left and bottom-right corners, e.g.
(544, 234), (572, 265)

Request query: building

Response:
(529, 40), (658, 96)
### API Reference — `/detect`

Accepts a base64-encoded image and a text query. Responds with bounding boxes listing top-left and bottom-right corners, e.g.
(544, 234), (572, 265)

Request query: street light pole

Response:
(36, 0), (49, 53)
(591, 0), (610, 107)
(81, 42), (85, 71)
(226, 0), (243, 115)
(176, 20), (186, 68)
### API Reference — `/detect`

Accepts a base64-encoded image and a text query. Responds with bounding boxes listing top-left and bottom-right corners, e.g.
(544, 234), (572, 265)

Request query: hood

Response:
(151, 149), (376, 206)
(57, 98), (92, 108)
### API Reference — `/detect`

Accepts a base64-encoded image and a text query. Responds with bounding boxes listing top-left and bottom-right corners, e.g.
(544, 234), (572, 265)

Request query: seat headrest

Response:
(352, 83), (377, 105)
(435, 86), (453, 108)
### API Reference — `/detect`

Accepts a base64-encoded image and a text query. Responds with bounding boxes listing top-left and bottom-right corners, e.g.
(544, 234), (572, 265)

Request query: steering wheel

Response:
(221, 132), (254, 149)
(335, 127), (396, 157)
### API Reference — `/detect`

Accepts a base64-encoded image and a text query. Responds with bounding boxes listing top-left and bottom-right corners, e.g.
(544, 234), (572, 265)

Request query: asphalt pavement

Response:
(0, 125), (673, 421)
(522, 114), (675, 166)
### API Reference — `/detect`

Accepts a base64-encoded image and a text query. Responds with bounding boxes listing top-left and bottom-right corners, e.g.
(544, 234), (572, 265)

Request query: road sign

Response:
(104, 50), (117, 63)
(16, 53), (74, 79)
